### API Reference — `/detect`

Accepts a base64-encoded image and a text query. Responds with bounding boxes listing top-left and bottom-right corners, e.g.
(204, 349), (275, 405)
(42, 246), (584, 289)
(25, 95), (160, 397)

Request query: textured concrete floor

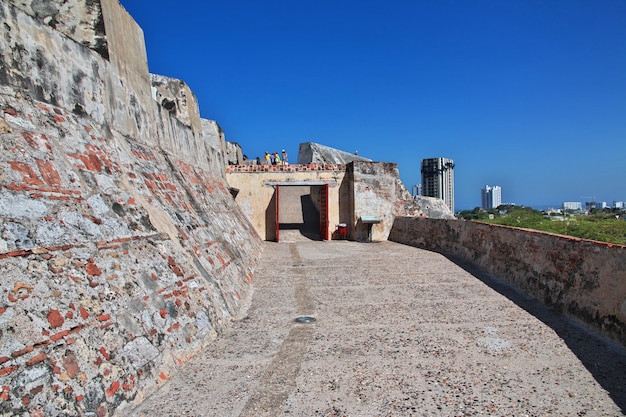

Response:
(132, 240), (626, 416)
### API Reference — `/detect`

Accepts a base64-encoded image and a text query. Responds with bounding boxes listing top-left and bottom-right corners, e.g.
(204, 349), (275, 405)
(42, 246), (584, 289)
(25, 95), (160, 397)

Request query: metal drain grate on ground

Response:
(294, 316), (316, 324)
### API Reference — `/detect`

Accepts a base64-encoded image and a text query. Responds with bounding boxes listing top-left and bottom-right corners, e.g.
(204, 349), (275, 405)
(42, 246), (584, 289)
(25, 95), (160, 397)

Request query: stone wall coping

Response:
(226, 163), (346, 173)
(263, 180), (337, 186)
(468, 219), (626, 249)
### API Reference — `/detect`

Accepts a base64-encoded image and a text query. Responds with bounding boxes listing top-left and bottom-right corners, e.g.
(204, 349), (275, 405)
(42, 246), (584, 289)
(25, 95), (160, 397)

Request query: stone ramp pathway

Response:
(131, 241), (626, 416)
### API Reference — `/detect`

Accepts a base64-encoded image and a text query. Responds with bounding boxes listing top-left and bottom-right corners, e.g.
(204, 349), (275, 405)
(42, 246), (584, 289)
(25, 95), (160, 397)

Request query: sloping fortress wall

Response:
(390, 218), (626, 347)
(0, 1), (262, 415)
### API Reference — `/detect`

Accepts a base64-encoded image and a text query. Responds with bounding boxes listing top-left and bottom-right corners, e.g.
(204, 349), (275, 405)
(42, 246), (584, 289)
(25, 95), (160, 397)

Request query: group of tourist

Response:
(241, 150), (289, 165)
(263, 150), (288, 165)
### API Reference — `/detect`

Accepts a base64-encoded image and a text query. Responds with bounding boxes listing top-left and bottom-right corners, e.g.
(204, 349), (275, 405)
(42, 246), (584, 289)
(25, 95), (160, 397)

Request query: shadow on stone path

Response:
(131, 241), (626, 416)
(452, 255), (626, 413)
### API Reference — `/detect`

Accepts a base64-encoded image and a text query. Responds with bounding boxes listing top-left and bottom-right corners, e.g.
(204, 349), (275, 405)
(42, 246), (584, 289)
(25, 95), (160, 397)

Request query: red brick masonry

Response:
(226, 163), (346, 173)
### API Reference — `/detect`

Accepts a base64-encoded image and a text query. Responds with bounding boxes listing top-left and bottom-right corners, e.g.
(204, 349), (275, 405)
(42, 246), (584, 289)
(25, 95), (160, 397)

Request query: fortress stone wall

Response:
(0, 1), (262, 415)
(226, 162), (454, 242)
(390, 217), (626, 347)
(348, 162), (454, 241)
(226, 164), (348, 241)
(3, 1), (625, 415)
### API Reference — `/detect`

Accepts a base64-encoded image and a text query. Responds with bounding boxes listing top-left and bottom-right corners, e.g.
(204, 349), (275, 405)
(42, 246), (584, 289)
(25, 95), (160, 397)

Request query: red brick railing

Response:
(226, 163), (346, 173)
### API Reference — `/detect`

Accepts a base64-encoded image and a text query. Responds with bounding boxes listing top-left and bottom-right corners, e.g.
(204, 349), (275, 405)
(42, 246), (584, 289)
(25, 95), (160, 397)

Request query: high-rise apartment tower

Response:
(481, 185), (502, 209)
(421, 157), (455, 213)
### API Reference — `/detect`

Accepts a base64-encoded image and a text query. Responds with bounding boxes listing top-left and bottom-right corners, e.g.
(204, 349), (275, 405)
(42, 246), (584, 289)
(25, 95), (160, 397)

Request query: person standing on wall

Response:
(265, 151), (271, 165)
(281, 149), (288, 165)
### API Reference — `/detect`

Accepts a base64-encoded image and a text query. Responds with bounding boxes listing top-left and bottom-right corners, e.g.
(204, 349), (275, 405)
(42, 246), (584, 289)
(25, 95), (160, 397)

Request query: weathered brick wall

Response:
(0, 1), (262, 416)
(389, 217), (626, 347)
(0, 90), (262, 416)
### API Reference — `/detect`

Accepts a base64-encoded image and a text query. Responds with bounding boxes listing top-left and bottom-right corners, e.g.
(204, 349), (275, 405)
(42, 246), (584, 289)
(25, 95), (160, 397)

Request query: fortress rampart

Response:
(226, 161), (454, 242)
(1, 1), (626, 415)
(390, 217), (626, 347)
(0, 1), (261, 415)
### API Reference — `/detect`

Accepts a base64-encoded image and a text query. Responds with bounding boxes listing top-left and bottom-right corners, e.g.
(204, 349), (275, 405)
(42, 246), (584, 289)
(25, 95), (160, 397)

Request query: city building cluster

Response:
(563, 201), (625, 212)
(413, 158), (623, 214)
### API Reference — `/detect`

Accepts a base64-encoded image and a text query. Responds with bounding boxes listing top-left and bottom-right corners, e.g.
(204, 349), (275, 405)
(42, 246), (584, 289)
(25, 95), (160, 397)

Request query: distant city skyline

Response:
(119, 0), (626, 211)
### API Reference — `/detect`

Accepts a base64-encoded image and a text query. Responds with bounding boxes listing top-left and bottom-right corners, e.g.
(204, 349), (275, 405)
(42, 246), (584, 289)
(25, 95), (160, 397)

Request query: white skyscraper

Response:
(481, 185), (502, 210)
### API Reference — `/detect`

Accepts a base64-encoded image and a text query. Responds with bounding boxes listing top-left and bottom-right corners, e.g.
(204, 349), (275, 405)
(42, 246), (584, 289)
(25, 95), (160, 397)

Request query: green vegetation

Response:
(457, 205), (626, 246)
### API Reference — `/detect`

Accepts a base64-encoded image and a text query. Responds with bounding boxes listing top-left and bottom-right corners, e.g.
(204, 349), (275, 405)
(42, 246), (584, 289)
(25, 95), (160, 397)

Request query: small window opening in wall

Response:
(161, 98), (176, 113)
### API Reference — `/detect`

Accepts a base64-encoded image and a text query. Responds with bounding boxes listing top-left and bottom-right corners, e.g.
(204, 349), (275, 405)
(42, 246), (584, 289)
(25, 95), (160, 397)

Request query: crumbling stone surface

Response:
(350, 161), (454, 241)
(0, 2), (263, 415)
(9, 0), (109, 59)
(0, 91), (262, 416)
(410, 195), (455, 219)
(150, 74), (201, 134)
(225, 141), (243, 166)
(298, 142), (372, 165)
(201, 119), (227, 177)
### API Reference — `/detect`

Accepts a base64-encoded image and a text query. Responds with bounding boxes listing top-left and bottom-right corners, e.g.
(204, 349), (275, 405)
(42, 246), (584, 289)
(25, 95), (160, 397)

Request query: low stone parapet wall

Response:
(389, 217), (626, 347)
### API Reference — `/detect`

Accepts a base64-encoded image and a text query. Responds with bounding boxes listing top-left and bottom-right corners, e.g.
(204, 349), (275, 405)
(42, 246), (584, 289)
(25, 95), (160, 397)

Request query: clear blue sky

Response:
(120, 0), (626, 211)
